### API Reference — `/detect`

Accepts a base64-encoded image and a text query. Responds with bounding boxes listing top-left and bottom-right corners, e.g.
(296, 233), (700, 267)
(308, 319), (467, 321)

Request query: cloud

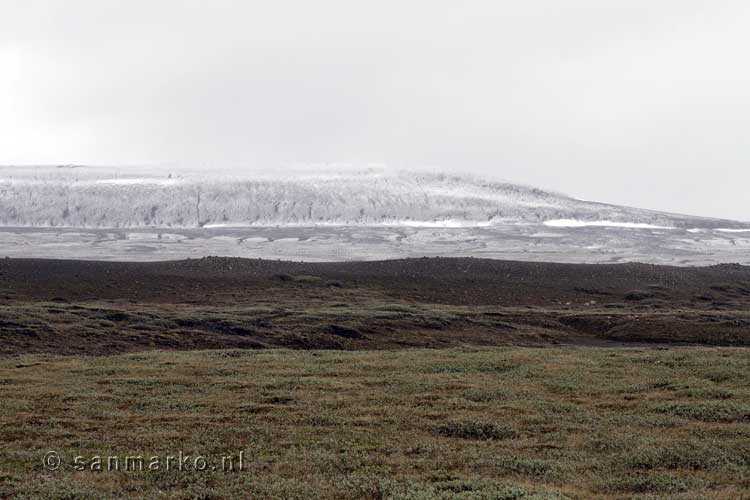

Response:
(0, 0), (748, 220)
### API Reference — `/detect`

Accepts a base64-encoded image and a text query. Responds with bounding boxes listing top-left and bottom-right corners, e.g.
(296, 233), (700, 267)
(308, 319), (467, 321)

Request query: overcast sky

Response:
(1, 1), (748, 220)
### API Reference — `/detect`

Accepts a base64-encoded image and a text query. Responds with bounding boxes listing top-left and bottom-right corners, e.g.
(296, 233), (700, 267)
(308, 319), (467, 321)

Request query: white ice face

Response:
(543, 220), (674, 230)
(0, 166), (746, 230)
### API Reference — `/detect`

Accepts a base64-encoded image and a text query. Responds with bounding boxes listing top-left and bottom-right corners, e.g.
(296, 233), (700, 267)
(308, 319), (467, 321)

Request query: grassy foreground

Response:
(2, 347), (750, 499)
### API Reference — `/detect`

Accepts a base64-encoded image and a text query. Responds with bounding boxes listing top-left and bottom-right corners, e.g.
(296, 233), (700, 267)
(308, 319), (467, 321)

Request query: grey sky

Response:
(1, 1), (748, 220)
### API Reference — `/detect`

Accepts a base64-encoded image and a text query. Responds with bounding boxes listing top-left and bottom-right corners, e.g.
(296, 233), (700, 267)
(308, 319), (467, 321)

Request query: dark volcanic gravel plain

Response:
(1, 257), (749, 355)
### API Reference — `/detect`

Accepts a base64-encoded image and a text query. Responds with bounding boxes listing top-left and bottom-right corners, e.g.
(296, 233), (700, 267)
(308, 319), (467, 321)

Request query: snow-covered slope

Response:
(0, 166), (746, 229)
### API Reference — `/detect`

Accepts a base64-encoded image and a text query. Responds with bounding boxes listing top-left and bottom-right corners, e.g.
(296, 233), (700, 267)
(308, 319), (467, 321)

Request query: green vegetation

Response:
(1, 347), (750, 498)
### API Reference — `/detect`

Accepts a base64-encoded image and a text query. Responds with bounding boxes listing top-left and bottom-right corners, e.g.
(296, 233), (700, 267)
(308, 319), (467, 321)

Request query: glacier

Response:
(0, 165), (749, 265)
(0, 165), (746, 230)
